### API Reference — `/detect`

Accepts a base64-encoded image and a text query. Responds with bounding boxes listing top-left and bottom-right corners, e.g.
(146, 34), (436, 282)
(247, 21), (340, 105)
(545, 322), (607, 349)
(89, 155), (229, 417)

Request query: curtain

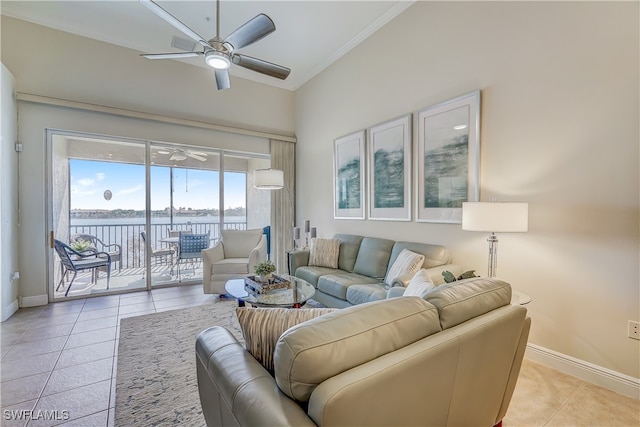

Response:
(270, 139), (295, 273)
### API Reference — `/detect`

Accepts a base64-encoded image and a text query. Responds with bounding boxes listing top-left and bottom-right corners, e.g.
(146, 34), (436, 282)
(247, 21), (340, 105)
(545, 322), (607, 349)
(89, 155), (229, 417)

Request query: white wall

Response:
(0, 63), (19, 321)
(295, 1), (639, 380)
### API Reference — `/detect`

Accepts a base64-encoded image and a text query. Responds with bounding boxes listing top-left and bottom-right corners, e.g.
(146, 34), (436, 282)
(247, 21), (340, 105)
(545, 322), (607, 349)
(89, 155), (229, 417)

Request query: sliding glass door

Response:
(149, 145), (221, 286)
(50, 133), (147, 298)
(48, 131), (271, 300)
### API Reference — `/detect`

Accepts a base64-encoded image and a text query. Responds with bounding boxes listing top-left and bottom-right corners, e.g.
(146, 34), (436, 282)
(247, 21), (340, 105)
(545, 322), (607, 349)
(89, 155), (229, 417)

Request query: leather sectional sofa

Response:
(288, 233), (463, 308)
(196, 277), (531, 426)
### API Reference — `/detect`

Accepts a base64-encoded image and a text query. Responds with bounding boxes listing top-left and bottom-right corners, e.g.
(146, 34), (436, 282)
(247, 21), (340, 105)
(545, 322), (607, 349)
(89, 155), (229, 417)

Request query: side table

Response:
(511, 290), (531, 305)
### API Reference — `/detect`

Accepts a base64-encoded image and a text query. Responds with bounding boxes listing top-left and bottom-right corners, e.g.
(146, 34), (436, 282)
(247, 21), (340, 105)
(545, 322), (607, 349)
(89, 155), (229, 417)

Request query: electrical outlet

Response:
(628, 321), (640, 340)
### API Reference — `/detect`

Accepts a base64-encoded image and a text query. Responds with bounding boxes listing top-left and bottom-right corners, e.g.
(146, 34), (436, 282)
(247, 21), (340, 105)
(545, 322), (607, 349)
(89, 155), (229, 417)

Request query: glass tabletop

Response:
(225, 274), (315, 308)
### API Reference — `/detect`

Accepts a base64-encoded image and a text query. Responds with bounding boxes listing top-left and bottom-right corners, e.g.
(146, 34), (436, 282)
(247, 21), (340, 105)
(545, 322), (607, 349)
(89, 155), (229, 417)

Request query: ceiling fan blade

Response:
(231, 54), (290, 80)
(223, 14), (275, 51)
(186, 152), (207, 161)
(140, 0), (211, 49)
(214, 69), (231, 90)
(141, 52), (201, 60)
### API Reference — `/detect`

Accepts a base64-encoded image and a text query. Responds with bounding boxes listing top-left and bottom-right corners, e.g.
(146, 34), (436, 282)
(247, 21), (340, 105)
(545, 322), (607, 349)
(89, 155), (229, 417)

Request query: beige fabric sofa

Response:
(196, 277), (531, 427)
(202, 229), (267, 295)
(289, 233), (463, 308)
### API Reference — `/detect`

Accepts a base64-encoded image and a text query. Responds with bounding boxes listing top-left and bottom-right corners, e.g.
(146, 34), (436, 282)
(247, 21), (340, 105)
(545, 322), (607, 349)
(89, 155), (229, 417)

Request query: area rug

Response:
(115, 300), (243, 427)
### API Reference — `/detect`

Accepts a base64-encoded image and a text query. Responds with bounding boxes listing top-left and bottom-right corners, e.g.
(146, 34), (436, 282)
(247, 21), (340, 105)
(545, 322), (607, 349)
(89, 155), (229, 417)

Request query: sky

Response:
(69, 160), (246, 211)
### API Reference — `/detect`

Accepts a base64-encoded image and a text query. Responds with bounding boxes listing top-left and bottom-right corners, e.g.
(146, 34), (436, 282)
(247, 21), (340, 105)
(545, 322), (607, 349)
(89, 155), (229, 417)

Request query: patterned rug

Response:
(115, 299), (243, 427)
(115, 298), (326, 426)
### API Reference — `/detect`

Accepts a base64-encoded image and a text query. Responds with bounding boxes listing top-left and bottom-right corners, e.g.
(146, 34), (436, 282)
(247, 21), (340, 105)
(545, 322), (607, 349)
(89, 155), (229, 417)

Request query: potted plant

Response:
(254, 260), (276, 282)
(70, 239), (93, 253)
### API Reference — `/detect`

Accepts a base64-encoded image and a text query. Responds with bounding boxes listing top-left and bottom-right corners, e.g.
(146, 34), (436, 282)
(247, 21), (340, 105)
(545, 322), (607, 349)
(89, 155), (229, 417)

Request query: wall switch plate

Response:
(628, 321), (639, 340)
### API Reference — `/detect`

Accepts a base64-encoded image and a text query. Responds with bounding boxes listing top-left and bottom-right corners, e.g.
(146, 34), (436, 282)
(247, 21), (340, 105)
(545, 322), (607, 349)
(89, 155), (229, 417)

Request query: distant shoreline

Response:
(70, 216), (246, 226)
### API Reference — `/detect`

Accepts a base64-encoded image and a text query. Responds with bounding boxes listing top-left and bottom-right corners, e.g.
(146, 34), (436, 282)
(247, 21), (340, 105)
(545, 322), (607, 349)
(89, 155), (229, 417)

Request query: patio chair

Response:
(70, 233), (122, 272)
(177, 232), (210, 280)
(140, 231), (175, 276)
(54, 239), (111, 296)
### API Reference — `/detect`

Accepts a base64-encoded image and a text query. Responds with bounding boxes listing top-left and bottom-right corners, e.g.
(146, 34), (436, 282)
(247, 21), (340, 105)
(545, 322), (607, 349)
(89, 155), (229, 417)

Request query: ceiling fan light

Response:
(205, 51), (231, 69)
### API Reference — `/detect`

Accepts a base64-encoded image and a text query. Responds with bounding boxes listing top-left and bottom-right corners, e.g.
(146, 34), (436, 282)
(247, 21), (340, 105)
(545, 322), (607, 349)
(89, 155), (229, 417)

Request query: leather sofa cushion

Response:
(212, 258), (250, 275)
(389, 242), (451, 270)
(295, 266), (340, 287)
(274, 297), (442, 402)
(221, 229), (263, 258)
(346, 284), (387, 305)
(334, 234), (364, 272)
(317, 272), (379, 299)
(425, 277), (512, 329)
(352, 237), (394, 279)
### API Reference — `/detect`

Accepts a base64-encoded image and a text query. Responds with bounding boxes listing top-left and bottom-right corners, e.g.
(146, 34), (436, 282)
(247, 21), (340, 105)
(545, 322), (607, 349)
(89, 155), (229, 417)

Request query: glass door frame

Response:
(47, 129), (271, 301)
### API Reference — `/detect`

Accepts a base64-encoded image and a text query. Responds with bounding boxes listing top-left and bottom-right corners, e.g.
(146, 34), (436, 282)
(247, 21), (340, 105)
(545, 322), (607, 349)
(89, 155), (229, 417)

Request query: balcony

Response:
(54, 220), (247, 299)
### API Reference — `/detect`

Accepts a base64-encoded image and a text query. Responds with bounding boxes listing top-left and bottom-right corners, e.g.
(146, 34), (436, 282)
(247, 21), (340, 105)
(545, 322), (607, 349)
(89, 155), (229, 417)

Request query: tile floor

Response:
(1, 285), (638, 427)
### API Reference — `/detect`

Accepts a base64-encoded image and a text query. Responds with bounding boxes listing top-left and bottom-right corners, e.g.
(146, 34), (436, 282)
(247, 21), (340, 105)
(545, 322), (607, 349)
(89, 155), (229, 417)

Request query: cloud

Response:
(116, 185), (144, 196)
(70, 186), (97, 197)
(76, 178), (95, 187)
(95, 173), (106, 181)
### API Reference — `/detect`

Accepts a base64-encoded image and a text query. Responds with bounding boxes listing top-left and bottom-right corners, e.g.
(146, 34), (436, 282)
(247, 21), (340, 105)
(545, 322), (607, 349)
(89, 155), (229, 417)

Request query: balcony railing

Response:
(68, 221), (247, 270)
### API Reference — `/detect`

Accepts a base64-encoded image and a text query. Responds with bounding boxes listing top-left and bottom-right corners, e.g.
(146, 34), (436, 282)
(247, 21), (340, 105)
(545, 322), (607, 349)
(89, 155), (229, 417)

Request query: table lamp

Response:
(462, 202), (528, 277)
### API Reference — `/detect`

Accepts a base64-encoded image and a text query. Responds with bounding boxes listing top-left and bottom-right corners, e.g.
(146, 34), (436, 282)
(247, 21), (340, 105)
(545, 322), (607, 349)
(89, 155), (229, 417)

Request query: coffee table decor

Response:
(244, 274), (290, 294)
(226, 275), (316, 308)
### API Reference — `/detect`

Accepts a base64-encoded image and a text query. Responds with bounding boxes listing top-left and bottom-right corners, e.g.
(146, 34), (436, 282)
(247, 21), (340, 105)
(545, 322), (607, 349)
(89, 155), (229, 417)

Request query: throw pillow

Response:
(308, 238), (340, 268)
(384, 249), (425, 285)
(403, 269), (435, 298)
(236, 306), (337, 373)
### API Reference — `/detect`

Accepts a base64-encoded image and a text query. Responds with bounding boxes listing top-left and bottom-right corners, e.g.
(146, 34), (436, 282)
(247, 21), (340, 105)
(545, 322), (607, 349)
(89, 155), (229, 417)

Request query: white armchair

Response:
(202, 229), (267, 294)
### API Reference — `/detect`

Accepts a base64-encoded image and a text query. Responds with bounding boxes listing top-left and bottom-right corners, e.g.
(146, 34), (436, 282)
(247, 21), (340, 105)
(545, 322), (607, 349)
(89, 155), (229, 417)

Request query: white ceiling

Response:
(1, 0), (414, 91)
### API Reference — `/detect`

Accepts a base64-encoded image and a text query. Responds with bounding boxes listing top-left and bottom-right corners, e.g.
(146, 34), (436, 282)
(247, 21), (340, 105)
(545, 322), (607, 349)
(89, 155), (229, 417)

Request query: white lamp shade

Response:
(462, 202), (529, 232)
(254, 169), (284, 189)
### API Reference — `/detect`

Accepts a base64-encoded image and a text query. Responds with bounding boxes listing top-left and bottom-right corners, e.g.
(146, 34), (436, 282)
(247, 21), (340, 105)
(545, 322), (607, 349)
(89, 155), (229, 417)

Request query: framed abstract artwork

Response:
(415, 90), (480, 223)
(367, 114), (411, 221)
(334, 130), (366, 219)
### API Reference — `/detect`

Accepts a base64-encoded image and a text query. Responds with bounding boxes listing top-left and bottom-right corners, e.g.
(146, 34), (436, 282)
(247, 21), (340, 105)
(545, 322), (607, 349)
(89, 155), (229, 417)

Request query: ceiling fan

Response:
(139, 0), (290, 90)
(158, 148), (208, 162)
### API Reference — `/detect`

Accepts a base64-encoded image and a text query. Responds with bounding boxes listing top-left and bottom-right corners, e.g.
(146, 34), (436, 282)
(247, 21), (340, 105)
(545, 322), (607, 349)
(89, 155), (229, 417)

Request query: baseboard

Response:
(525, 343), (640, 399)
(19, 294), (48, 308)
(2, 299), (19, 321)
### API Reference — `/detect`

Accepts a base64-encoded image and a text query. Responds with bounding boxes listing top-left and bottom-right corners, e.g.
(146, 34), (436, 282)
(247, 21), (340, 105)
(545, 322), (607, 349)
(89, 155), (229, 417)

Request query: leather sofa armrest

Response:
(196, 327), (315, 427)
(289, 249), (310, 275)
(389, 264), (464, 288)
(426, 264), (464, 285)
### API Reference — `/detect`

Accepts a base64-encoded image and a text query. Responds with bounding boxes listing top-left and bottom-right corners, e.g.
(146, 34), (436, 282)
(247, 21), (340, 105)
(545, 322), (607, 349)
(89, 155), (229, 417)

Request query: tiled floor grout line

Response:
(541, 378), (587, 426)
(26, 299), (88, 427)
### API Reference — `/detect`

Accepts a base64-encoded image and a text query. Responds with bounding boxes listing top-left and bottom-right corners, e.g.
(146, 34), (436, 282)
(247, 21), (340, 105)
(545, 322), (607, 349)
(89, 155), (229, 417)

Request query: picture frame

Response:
(334, 130), (366, 219)
(415, 90), (480, 223)
(367, 114), (412, 221)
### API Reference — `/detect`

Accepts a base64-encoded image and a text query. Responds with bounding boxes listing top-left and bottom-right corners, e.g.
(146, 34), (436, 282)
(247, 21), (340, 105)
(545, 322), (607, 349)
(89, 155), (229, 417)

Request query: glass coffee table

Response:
(225, 274), (315, 308)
